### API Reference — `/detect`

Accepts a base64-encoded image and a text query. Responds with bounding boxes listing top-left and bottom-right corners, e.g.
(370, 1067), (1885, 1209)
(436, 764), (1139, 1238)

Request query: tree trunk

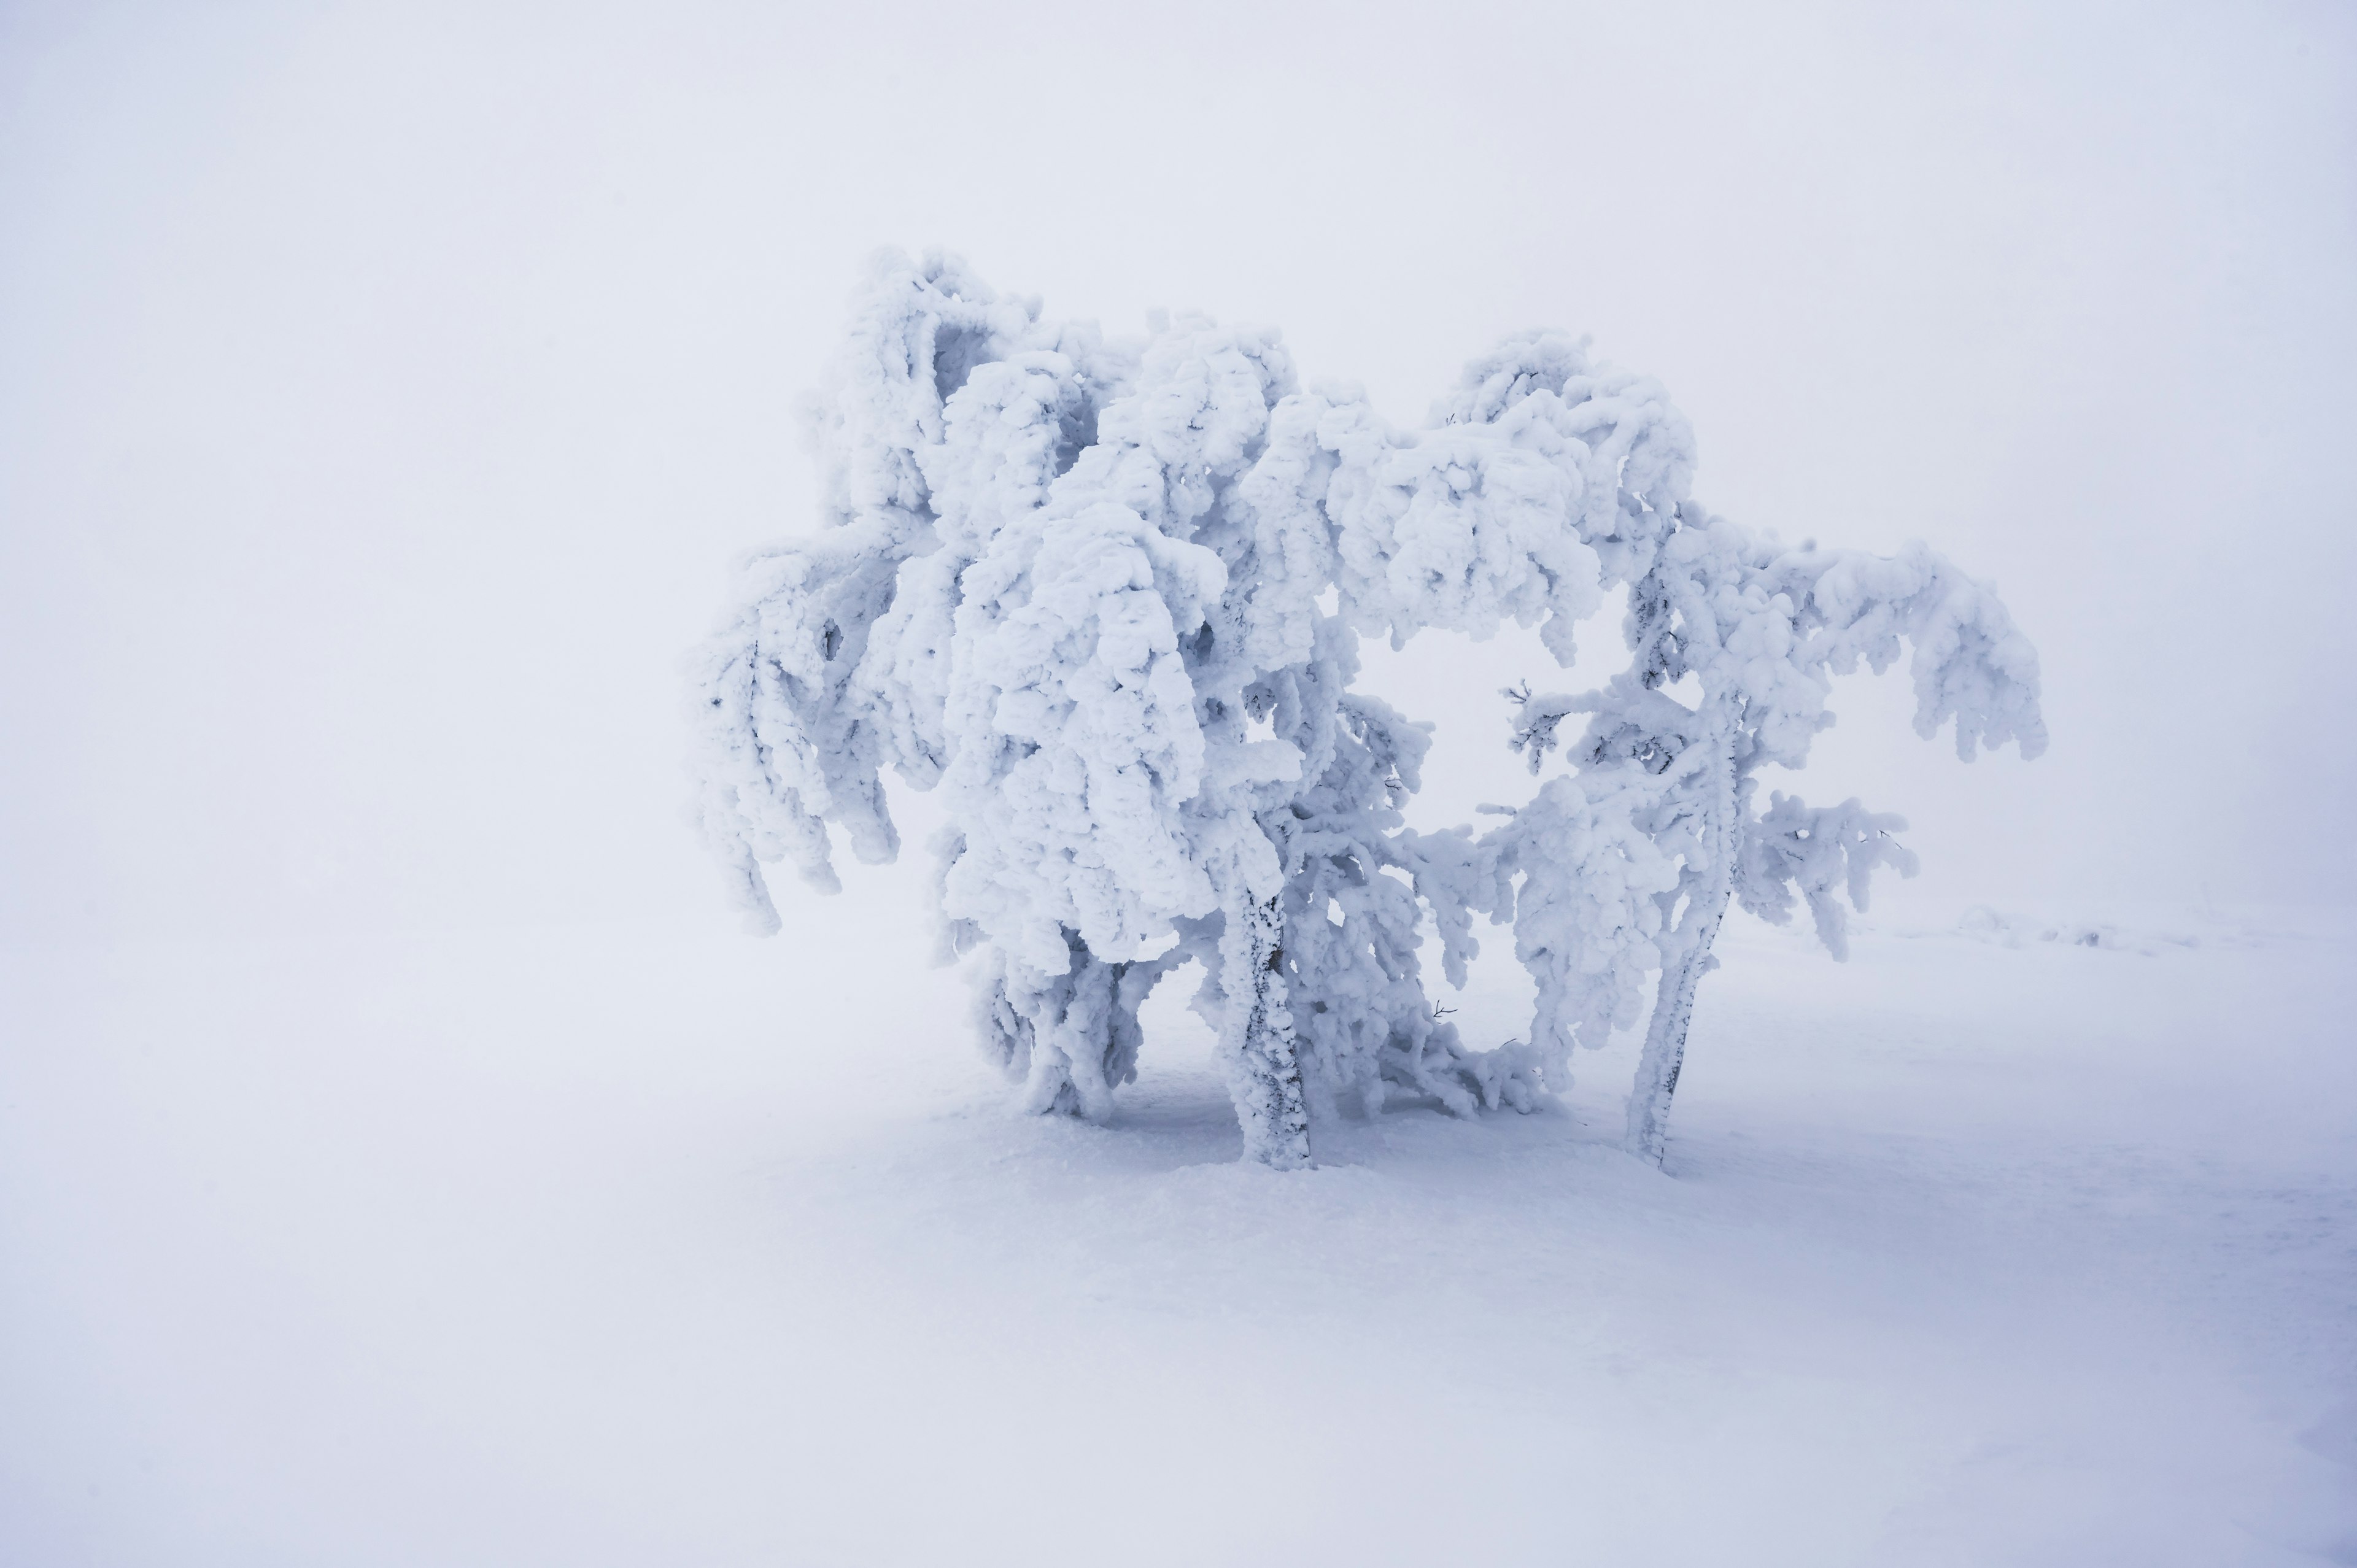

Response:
(1220, 889), (1314, 1170)
(1626, 732), (1740, 1166)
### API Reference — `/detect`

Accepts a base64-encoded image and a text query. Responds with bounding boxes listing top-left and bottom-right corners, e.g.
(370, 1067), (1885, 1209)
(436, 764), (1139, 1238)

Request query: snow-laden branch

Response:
(1737, 793), (1919, 961)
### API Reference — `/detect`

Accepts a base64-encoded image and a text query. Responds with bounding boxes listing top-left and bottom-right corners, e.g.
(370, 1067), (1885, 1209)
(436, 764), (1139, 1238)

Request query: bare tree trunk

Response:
(1626, 733), (1740, 1167)
(1220, 889), (1314, 1170)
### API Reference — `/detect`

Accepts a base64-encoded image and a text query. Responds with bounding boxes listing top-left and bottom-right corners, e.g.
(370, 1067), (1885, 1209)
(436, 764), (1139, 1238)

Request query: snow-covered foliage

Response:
(690, 250), (2045, 1167)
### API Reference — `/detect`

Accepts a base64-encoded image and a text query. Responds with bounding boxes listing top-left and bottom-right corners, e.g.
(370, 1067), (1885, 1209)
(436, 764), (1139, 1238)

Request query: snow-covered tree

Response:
(1500, 519), (2045, 1161)
(690, 250), (2044, 1168)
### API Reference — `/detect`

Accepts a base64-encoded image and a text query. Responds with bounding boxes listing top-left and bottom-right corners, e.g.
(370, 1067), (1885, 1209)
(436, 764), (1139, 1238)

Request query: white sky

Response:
(3, 0), (2353, 943)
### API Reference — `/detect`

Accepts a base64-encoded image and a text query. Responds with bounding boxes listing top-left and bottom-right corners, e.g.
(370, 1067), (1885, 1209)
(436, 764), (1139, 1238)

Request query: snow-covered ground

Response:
(5, 895), (2351, 1566)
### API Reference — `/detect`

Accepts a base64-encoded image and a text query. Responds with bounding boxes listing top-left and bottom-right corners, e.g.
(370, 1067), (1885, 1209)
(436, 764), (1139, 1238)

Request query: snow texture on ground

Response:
(4, 899), (2352, 1566)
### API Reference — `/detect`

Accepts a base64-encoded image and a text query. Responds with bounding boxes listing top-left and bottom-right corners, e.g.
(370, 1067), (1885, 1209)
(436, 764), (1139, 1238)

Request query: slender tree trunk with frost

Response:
(1625, 729), (1740, 1165)
(1221, 890), (1314, 1170)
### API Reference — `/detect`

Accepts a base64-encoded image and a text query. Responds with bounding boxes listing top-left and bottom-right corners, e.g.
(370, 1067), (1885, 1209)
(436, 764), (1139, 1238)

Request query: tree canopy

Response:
(691, 250), (2045, 1167)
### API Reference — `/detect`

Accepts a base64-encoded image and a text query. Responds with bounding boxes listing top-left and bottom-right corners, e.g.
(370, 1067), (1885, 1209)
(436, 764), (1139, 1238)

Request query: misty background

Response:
(4, 0), (2353, 949)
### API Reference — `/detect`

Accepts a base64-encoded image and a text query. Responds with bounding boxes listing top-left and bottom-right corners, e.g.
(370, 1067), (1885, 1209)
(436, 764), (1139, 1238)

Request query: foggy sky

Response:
(4, 0), (2352, 945)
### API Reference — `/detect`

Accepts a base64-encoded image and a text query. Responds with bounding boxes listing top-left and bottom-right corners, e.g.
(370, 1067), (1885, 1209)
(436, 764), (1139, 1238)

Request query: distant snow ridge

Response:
(689, 250), (2046, 1168)
(1956, 908), (2202, 956)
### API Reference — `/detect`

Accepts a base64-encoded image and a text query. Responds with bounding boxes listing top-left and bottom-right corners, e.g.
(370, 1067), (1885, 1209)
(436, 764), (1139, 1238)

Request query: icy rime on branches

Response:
(690, 251), (2046, 1168)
